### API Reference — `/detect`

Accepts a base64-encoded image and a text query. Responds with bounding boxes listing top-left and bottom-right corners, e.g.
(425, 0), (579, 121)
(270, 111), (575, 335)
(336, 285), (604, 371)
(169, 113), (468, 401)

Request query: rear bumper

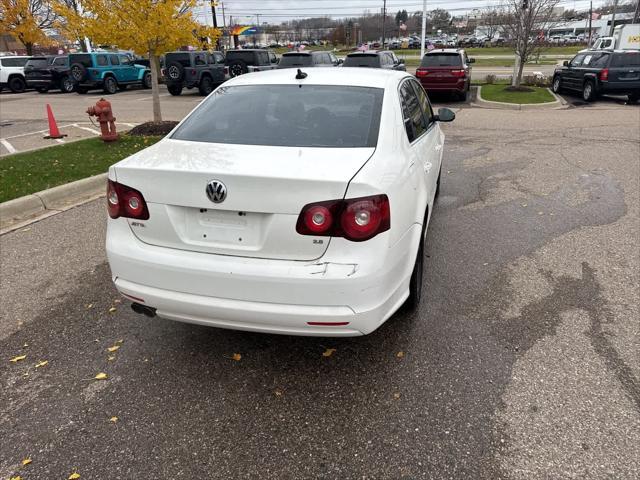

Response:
(106, 218), (420, 336)
(599, 81), (640, 94)
(419, 78), (467, 93)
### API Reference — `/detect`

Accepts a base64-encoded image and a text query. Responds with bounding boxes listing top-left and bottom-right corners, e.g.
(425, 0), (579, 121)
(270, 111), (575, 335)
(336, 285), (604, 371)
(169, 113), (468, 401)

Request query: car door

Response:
(108, 54), (123, 82)
(117, 54), (135, 82)
(565, 54), (585, 90)
(409, 79), (442, 206)
(211, 52), (225, 82)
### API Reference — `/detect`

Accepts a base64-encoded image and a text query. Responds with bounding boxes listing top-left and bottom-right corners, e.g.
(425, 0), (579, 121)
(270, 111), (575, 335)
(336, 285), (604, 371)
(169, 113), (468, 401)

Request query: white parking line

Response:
(5, 124), (76, 140)
(55, 139), (66, 144)
(0, 138), (17, 154)
(73, 124), (101, 135)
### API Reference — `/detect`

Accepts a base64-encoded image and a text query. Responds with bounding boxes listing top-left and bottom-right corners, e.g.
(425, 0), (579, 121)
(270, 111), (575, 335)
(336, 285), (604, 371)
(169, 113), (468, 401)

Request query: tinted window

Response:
(53, 57), (68, 66)
(611, 52), (640, 67)
(166, 53), (191, 67)
(25, 58), (49, 68)
(399, 80), (427, 142)
(257, 51), (269, 65)
(1, 57), (29, 67)
(96, 55), (108, 66)
(69, 54), (92, 67)
(343, 54), (380, 68)
(109, 55), (120, 65)
(411, 80), (434, 126)
(226, 51), (255, 64)
(591, 53), (610, 67)
(213, 53), (225, 64)
(120, 55), (133, 66)
(570, 54), (585, 67)
(279, 54), (313, 67)
(172, 85), (383, 148)
(421, 53), (462, 67)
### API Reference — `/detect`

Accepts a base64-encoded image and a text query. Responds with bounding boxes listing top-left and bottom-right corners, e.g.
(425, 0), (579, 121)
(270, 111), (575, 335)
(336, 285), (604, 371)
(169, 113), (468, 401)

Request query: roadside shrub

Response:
(484, 74), (497, 85)
(522, 74), (551, 88)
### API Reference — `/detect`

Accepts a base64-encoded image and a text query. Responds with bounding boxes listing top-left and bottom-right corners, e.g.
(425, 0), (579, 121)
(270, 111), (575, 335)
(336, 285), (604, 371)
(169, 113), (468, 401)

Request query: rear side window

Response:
(96, 55), (108, 66)
(53, 57), (68, 66)
(611, 52), (640, 67)
(280, 54), (312, 67)
(399, 80), (427, 142)
(410, 80), (434, 126)
(109, 55), (120, 65)
(172, 85), (384, 148)
(343, 54), (380, 68)
(421, 53), (462, 67)
(25, 58), (48, 68)
(257, 51), (269, 65)
(69, 54), (92, 67)
(213, 52), (225, 64)
(590, 53), (610, 67)
(1, 57), (29, 67)
(166, 53), (191, 67)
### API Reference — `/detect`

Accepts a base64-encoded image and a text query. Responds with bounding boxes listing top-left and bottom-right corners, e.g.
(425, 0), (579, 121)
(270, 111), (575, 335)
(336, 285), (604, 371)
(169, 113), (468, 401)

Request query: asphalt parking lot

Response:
(1, 93), (638, 478)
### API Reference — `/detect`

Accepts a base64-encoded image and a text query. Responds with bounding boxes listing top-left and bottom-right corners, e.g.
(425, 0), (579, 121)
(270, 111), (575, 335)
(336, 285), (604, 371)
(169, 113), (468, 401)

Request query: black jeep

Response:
(225, 49), (278, 77)
(163, 51), (226, 96)
(552, 50), (640, 103)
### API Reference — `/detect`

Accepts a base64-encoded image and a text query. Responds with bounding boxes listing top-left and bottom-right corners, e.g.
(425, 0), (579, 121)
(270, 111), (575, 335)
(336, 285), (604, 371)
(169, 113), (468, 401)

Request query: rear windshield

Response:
(611, 52), (640, 67)
(278, 54), (312, 68)
(166, 52), (191, 67)
(172, 85), (383, 148)
(25, 58), (49, 68)
(421, 53), (462, 67)
(343, 54), (380, 68)
(69, 54), (92, 67)
(1, 57), (28, 67)
(226, 51), (255, 64)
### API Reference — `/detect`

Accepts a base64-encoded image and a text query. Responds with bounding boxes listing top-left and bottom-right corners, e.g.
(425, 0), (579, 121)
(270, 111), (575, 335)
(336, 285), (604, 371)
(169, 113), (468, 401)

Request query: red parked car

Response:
(415, 49), (474, 101)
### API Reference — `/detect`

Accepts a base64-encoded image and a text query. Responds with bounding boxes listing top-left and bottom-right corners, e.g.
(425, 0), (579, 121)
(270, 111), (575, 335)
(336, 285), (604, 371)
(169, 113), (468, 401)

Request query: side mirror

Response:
(468, 58), (475, 63)
(398, 59), (405, 65)
(271, 57), (278, 64)
(563, 60), (570, 67)
(338, 58), (344, 65)
(434, 107), (455, 122)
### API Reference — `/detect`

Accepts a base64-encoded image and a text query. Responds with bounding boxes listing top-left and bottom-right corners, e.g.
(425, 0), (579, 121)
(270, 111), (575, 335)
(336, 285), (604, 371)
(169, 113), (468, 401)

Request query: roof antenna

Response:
(296, 69), (307, 80)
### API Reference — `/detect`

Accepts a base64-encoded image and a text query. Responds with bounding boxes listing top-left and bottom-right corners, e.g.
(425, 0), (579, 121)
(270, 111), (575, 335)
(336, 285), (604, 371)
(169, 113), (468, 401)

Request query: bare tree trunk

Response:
(25, 42), (33, 55)
(149, 50), (163, 123)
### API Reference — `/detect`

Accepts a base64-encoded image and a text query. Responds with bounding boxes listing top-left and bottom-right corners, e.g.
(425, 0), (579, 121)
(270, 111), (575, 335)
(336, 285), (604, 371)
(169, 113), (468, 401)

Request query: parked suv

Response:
(163, 51), (225, 96)
(225, 49), (278, 77)
(342, 51), (406, 71)
(68, 52), (152, 94)
(415, 49), (474, 100)
(552, 50), (640, 103)
(0, 55), (30, 93)
(24, 55), (74, 93)
(277, 51), (340, 69)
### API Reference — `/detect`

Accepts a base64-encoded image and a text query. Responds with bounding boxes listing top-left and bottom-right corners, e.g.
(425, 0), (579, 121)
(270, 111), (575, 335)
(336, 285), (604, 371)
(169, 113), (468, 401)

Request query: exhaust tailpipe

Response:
(131, 302), (157, 318)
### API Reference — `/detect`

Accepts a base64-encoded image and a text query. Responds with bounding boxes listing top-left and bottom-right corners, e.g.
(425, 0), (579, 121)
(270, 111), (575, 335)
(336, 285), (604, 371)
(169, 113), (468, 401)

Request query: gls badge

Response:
(206, 180), (227, 203)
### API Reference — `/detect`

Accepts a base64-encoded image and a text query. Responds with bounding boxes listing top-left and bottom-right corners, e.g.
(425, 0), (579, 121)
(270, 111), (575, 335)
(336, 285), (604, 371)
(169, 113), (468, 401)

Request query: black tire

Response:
(60, 76), (75, 93)
(166, 62), (184, 82)
(167, 84), (183, 96)
(406, 219), (426, 310)
(8, 76), (26, 93)
(70, 63), (87, 82)
(435, 167), (442, 199)
(103, 76), (118, 95)
(627, 92), (640, 104)
(582, 80), (596, 102)
(198, 75), (214, 96)
(36, 86), (49, 93)
(76, 86), (88, 94)
(143, 71), (152, 89)
(228, 60), (248, 77)
(119, 84), (128, 91)
(458, 87), (469, 102)
(552, 75), (562, 94)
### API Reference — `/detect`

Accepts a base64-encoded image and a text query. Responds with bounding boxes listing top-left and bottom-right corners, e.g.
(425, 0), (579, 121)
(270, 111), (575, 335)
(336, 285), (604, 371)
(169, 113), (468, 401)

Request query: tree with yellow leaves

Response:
(56, 0), (221, 121)
(0, 0), (57, 54)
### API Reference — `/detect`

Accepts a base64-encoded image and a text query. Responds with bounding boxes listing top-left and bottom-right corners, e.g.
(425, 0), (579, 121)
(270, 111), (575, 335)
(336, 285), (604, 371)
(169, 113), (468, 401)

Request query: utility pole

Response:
(381, 0), (387, 48)
(210, 0), (219, 50)
(609, 0), (619, 36)
(634, 0), (640, 23)
(587, 2), (593, 48)
(221, 2), (227, 49)
(420, 0), (427, 58)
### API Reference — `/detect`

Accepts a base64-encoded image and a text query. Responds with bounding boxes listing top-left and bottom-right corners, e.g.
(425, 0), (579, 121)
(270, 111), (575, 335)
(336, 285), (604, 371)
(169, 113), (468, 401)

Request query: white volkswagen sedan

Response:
(106, 68), (455, 336)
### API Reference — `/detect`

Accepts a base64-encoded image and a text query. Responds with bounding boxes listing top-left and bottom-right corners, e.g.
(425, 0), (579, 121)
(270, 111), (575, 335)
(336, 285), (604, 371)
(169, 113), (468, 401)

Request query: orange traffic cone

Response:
(43, 104), (67, 139)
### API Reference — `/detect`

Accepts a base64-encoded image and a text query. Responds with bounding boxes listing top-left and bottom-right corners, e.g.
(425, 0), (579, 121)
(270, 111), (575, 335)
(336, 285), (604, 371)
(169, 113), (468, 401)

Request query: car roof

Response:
(347, 51), (381, 56)
(425, 48), (462, 54)
(225, 67), (410, 89)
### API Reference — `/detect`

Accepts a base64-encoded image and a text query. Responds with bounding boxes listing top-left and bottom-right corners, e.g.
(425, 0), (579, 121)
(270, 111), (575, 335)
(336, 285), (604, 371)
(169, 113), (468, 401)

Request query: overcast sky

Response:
(193, 0), (609, 25)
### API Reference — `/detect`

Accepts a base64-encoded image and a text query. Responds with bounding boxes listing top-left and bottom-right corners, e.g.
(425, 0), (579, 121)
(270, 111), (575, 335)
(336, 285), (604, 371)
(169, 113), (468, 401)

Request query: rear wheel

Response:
(407, 213), (427, 310)
(8, 76), (26, 93)
(60, 76), (75, 93)
(435, 167), (442, 199)
(552, 75), (562, 93)
(167, 84), (183, 96)
(628, 92), (640, 104)
(458, 87), (469, 102)
(103, 76), (118, 95)
(582, 81), (595, 102)
(198, 75), (214, 96)
(143, 71), (152, 89)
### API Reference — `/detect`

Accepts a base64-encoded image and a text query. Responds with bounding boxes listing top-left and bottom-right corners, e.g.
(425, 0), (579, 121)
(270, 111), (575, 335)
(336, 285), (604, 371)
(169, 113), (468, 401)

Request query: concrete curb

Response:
(474, 85), (561, 110)
(0, 173), (106, 234)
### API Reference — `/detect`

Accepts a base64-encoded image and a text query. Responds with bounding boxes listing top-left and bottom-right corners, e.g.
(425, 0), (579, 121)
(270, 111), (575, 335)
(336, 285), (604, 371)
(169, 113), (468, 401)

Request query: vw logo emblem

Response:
(206, 180), (227, 203)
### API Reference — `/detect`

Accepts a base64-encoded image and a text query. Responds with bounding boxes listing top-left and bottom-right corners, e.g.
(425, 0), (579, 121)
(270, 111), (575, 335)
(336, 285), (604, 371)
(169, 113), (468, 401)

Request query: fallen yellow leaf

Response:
(116, 339), (124, 344)
(68, 473), (81, 479)
(231, 353), (242, 361)
(396, 351), (405, 358)
(10, 355), (26, 363)
(35, 360), (48, 368)
(274, 389), (283, 397)
(86, 303), (93, 309)
(108, 307), (117, 313)
(109, 416), (118, 423)
(10, 476), (22, 480)
(22, 458), (32, 465)
(107, 345), (120, 353)
(393, 392), (401, 399)
(114, 299), (122, 304)
(107, 355), (116, 361)
(322, 348), (336, 357)
(94, 373), (108, 380)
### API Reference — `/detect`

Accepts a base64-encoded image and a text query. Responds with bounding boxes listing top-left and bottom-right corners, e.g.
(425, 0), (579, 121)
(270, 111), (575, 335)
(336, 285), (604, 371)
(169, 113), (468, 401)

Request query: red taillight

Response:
(451, 69), (466, 78)
(296, 194), (390, 242)
(107, 180), (150, 220)
(599, 68), (609, 81)
(416, 68), (429, 78)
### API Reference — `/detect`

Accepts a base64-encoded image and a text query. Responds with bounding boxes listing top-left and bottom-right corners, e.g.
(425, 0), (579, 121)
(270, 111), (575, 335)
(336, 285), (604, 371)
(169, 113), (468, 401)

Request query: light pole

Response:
(420, 0), (427, 58)
(382, 0), (387, 48)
